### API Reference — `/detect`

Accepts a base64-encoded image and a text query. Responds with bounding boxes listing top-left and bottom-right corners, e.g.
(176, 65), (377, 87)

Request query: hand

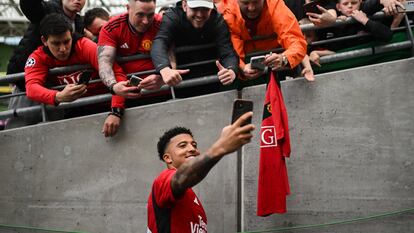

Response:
(138, 74), (164, 90)
(102, 114), (121, 137)
(337, 15), (348, 21)
(381, 0), (405, 16)
(113, 81), (141, 98)
(160, 67), (190, 86)
(83, 28), (95, 40)
(301, 67), (315, 82)
(242, 63), (264, 80)
(55, 84), (87, 104)
(216, 60), (236, 85)
(309, 51), (321, 67)
(351, 10), (369, 25)
(208, 112), (255, 157)
(307, 6), (337, 26)
(263, 53), (283, 71)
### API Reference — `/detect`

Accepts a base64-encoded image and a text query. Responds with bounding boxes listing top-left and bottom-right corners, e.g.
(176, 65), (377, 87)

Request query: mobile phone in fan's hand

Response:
(250, 55), (266, 71)
(77, 70), (93, 85)
(129, 75), (143, 86)
(231, 99), (253, 125)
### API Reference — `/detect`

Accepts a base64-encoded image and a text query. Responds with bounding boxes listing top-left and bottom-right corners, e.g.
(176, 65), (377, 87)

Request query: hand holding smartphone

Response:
(232, 99), (253, 125)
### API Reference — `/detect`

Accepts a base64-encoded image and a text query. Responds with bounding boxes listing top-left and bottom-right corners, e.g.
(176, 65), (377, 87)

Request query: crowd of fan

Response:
(0, 0), (409, 133)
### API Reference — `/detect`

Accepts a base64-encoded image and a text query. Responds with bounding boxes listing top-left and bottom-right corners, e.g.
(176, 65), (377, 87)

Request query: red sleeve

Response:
(110, 63), (127, 109)
(78, 38), (100, 69)
(25, 51), (58, 106)
(153, 169), (177, 208)
(98, 23), (118, 48)
(270, 0), (307, 68)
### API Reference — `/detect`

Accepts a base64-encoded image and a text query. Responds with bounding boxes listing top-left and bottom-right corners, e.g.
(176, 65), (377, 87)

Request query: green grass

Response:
(0, 104), (7, 111)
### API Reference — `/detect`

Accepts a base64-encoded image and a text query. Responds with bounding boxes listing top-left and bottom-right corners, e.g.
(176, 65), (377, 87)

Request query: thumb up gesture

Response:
(216, 60), (236, 85)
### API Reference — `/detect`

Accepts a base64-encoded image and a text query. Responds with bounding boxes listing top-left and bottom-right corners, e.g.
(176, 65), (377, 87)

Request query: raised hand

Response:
(216, 60), (236, 85)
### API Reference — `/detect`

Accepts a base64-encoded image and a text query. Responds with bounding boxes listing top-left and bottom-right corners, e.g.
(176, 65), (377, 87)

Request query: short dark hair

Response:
(157, 127), (193, 161)
(40, 13), (73, 39)
(84, 8), (110, 28)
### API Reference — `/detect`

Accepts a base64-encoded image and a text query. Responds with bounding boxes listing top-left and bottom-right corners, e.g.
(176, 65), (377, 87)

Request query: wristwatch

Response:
(281, 55), (289, 67)
(108, 107), (124, 118)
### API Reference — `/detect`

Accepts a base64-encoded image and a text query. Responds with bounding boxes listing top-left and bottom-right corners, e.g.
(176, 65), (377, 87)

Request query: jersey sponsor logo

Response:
(194, 197), (199, 206)
(260, 126), (278, 147)
(120, 42), (129, 49)
(190, 215), (207, 233)
(142, 39), (152, 51)
(25, 57), (36, 68)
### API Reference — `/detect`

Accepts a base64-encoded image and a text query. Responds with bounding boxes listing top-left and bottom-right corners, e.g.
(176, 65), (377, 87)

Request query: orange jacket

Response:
(221, 0), (307, 70)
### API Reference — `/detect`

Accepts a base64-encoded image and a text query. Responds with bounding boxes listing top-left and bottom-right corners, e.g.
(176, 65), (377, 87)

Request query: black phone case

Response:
(129, 76), (141, 86)
(250, 56), (266, 71)
(232, 99), (253, 125)
(78, 71), (93, 85)
(303, 0), (328, 13)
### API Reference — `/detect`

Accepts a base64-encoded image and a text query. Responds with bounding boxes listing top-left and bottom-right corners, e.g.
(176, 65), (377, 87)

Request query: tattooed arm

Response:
(171, 112), (255, 198)
(97, 45), (140, 98)
(98, 45), (117, 87)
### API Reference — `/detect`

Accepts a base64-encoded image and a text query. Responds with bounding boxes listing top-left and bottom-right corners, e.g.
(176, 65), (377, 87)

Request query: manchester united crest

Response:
(266, 103), (272, 113)
(142, 39), (152, 51)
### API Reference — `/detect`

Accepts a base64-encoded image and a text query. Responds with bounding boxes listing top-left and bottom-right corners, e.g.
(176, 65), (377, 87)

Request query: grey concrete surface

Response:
(0, 91), (239, 233)
(0, 58), (413, 233)
(241, 58), (414, 232)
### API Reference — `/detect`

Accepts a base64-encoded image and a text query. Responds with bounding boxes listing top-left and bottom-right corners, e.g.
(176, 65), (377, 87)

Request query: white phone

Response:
(250, 55), (266, 71)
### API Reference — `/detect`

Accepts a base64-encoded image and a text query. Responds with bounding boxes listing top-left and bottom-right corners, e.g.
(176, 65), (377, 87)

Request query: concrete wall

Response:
(0, 58), (413, 233)
(0, 91), (239, 233)
(242, 58), (414, 232)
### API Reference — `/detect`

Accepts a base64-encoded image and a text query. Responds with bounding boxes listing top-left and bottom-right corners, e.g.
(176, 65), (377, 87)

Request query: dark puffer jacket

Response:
(7, 0), (84, 90)
(151, 1), (239, 78)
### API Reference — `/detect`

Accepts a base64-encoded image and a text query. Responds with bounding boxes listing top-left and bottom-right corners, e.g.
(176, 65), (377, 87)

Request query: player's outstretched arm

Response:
(171, 112), (255, 197)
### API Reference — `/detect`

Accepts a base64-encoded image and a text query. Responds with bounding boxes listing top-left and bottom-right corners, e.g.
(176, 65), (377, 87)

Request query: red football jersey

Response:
(98, 13), (161, 75)
(25, 37), (126, 107)
(147, 169), (207, 233)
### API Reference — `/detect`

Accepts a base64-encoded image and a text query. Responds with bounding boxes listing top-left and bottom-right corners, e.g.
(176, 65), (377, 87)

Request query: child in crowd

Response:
(334, 0), (393, 46)
(305, 0), (395, 65)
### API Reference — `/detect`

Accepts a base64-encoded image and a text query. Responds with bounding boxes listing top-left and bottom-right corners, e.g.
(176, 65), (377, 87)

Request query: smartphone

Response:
(231, 99), (253, 125)
(250, 55), (266, 71)
(303, 0), (328, 14)
(129, 75), (142, 86)
(77, 70), (93, 85)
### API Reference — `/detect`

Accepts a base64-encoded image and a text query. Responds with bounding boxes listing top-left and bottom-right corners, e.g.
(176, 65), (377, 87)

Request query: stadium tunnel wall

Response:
(0, 58), (413, 233)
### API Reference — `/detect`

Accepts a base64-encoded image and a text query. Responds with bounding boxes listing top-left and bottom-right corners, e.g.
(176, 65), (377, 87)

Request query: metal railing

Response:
(0, 10), (412, 122)
(0, 75), (220, 119)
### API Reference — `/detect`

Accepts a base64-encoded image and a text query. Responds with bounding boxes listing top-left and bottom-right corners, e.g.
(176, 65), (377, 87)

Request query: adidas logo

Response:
(120, 43), (129, 49)
(194, 197), (199, 206)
